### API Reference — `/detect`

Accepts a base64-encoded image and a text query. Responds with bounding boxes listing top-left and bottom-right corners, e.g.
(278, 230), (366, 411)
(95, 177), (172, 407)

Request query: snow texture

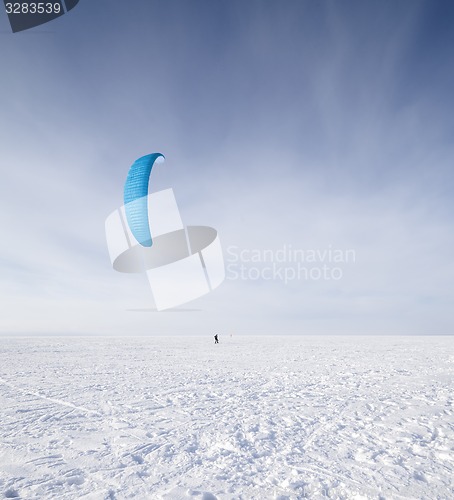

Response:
(1, 336), (453, 499)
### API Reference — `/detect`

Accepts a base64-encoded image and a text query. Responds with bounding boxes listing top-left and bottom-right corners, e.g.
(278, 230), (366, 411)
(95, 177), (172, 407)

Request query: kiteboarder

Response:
(214, 334), (219, 344)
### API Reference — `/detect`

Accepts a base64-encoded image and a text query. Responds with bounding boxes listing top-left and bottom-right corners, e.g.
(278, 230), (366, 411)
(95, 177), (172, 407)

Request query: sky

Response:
(0, 0), (453, 335)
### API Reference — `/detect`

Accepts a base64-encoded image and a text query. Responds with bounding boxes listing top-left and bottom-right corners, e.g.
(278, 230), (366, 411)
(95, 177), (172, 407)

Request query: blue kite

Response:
(124, 153), (165, 247)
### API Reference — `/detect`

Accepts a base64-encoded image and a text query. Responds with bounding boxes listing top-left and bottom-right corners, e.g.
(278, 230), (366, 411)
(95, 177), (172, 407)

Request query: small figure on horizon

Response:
(214, 334), (219, 344)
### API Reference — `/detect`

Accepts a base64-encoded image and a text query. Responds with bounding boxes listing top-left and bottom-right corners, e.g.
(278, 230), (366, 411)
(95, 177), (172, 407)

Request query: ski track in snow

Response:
(0, 336), (453, 499)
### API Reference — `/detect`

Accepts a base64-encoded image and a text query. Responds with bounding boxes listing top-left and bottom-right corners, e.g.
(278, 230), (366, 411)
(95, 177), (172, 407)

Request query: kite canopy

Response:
(124, 153), (164, 247)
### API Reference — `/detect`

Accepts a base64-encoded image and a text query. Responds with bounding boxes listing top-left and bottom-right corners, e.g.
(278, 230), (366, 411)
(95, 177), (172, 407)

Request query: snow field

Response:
(0, 335), (453, 499)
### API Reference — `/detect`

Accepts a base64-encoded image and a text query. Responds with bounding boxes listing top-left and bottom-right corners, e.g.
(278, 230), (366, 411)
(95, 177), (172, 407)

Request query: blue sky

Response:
(0, 0), (453, 335)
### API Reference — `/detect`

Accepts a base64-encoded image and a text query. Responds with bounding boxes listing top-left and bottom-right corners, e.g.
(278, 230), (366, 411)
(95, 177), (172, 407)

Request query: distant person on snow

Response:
(214, 334), (219, 344)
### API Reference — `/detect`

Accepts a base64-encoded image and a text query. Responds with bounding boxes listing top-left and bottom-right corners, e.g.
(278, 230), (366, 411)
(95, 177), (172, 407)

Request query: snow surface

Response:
(0, 335), (453, 499)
